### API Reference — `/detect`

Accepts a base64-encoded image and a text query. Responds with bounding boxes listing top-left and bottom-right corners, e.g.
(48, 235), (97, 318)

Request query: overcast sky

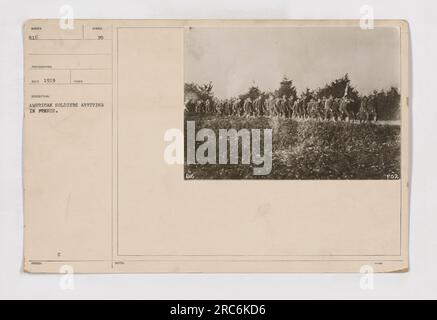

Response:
(185, 26), (400, 99)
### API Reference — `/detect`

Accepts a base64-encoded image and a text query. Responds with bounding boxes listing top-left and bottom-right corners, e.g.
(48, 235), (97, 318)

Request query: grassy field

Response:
(184, 115), (401, 180)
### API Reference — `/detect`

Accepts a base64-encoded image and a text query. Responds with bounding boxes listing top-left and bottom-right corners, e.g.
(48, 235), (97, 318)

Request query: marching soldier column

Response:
(185, 91), (378, 123)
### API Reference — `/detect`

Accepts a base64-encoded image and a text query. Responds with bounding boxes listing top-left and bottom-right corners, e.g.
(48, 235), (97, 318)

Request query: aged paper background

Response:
(23, 20), (410, 273)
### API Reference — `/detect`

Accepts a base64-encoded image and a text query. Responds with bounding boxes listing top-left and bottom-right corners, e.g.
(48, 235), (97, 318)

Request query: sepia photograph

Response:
(184, 26), (402, 180)
(2, 0), (437, 302)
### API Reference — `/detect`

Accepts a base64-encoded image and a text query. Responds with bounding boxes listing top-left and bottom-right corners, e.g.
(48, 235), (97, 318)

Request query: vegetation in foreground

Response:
(184, 115), (401, 180)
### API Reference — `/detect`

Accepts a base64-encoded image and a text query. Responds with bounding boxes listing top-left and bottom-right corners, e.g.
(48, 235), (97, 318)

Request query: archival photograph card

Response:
(23, 20), (410, 273)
